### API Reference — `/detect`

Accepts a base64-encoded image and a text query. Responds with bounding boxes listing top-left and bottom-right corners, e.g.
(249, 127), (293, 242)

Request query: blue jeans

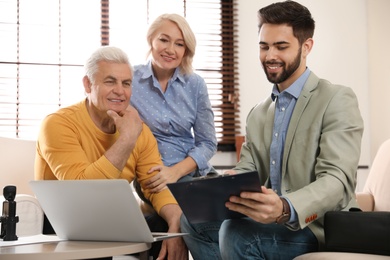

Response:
(181, 216), (318, 260)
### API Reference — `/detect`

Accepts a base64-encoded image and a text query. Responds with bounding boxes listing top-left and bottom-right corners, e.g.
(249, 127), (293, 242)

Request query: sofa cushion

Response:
(364, 139), (390, 211)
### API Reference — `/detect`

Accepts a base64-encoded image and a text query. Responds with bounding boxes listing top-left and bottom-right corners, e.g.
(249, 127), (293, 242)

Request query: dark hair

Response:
(258, 0), (315, 45)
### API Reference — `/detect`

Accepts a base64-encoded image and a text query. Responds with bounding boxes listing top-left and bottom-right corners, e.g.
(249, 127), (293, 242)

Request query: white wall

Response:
(367, 0), (390, 161)
(212, 0), (390, 171)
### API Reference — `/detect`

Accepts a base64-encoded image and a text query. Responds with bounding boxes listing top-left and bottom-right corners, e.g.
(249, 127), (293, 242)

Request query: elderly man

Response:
(35, 46), (187, 260)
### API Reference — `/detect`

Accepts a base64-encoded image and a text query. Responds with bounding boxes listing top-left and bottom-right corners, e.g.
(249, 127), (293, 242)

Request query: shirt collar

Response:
(141, 60), (186, 84)
(271, 68), (311, 101)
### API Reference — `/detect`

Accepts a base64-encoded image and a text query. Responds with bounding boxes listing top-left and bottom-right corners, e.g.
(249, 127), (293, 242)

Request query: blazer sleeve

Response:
(285, 82), (364, 229)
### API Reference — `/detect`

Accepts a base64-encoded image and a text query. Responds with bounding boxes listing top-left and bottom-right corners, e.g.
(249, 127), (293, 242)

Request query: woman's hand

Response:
(145, 165), (181, 193)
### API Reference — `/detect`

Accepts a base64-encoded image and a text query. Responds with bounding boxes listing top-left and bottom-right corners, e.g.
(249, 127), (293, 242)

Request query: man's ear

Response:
(302, 38), (314, 58)
(83, 76), (92, 93)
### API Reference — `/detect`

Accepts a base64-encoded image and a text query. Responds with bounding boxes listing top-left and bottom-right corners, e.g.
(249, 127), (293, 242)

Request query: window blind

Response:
(0, 0), (239, 151)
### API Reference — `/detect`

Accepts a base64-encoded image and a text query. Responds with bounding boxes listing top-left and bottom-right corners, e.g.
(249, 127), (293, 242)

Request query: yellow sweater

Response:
(35, 99), (176, 213)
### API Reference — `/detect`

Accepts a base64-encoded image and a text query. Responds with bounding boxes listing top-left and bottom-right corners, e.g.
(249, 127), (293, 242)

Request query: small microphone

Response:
(0, 185), (19, 241)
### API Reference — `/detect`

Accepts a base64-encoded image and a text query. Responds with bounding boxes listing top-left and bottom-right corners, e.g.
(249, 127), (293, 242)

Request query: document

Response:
(167, 171), (262, 224)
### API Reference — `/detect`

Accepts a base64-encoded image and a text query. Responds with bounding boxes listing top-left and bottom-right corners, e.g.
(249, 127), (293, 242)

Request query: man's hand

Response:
(145, 165), (181, 193)
(107, 105), (143, 142)
(223, 169), (237, 175)
(157, 235), (188, 260)
(225, 186), (284, 224)
(105, 105), (143, 171)
(158, 204), (188, 260)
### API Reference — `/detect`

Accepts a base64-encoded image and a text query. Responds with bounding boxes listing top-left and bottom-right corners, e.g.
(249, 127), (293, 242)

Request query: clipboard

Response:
(167, 171), (261, 224)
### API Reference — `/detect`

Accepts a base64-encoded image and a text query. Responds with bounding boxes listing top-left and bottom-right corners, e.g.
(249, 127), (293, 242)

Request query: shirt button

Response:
(272, 160), (276, 165)
(282, 107), (285, 111)
(275, 133), (278, 137)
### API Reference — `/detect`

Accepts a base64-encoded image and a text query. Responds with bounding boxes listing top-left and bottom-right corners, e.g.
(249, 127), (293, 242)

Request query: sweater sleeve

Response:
(132, 125), (178, 213)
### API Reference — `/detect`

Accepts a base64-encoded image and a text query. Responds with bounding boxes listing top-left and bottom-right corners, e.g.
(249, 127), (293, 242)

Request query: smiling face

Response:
(84, 61), (132, 119)
(259, 23), (312, 91)
(150, 20), (186, 75)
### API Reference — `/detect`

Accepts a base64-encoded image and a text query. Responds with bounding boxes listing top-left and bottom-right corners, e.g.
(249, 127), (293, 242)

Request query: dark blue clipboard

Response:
(167, 171), (261, 224)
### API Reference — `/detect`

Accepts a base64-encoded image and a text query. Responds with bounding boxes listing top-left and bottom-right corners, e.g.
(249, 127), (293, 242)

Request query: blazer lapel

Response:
(264, 98), (275, 150)
(282, 73), (319, 171)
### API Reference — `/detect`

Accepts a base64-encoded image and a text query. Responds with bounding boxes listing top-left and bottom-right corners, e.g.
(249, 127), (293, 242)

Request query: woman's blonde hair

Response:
(146, 13), (196, 75)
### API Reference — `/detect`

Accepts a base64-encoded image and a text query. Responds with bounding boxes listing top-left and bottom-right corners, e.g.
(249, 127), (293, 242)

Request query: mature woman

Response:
(131, 13), (217, 193)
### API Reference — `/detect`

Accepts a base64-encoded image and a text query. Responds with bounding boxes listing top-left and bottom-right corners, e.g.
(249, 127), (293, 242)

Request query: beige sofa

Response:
(0, 137), (42, 237)
(295, 139), (390, 259)
(0, 137), (36, 196)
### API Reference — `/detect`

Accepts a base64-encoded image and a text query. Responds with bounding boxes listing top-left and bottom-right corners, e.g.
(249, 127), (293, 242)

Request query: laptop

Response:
(167, 171), (262, 224)
(29, 179), (186, 243)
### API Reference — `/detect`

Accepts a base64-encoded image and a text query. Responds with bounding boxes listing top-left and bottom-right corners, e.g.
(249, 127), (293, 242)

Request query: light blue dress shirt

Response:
(130, 61), (217, 176)
(270, 68), (311, 224)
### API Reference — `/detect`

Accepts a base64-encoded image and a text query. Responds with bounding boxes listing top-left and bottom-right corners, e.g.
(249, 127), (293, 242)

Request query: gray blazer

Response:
(234, 72), (364, 247)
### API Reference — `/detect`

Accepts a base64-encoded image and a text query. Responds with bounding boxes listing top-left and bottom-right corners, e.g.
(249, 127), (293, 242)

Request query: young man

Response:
(35, 46), (187, 260)
(180, 1), (364, 259)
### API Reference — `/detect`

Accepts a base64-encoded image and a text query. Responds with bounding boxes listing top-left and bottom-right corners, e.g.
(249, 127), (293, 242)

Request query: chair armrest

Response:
(356, 192), (374, 211)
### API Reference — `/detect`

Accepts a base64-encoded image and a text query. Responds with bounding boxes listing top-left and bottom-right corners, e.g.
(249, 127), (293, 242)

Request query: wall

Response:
(367, 0), (390, 161)
(212, 0), (390, 172)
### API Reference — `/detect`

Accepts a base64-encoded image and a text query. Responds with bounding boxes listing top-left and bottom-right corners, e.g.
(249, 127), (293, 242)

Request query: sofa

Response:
(0, 137), (42, 237)
(0, 137), (36, 196)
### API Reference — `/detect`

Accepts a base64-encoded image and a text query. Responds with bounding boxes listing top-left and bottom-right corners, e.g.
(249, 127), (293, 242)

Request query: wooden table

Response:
(0, 240), (151, 260)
